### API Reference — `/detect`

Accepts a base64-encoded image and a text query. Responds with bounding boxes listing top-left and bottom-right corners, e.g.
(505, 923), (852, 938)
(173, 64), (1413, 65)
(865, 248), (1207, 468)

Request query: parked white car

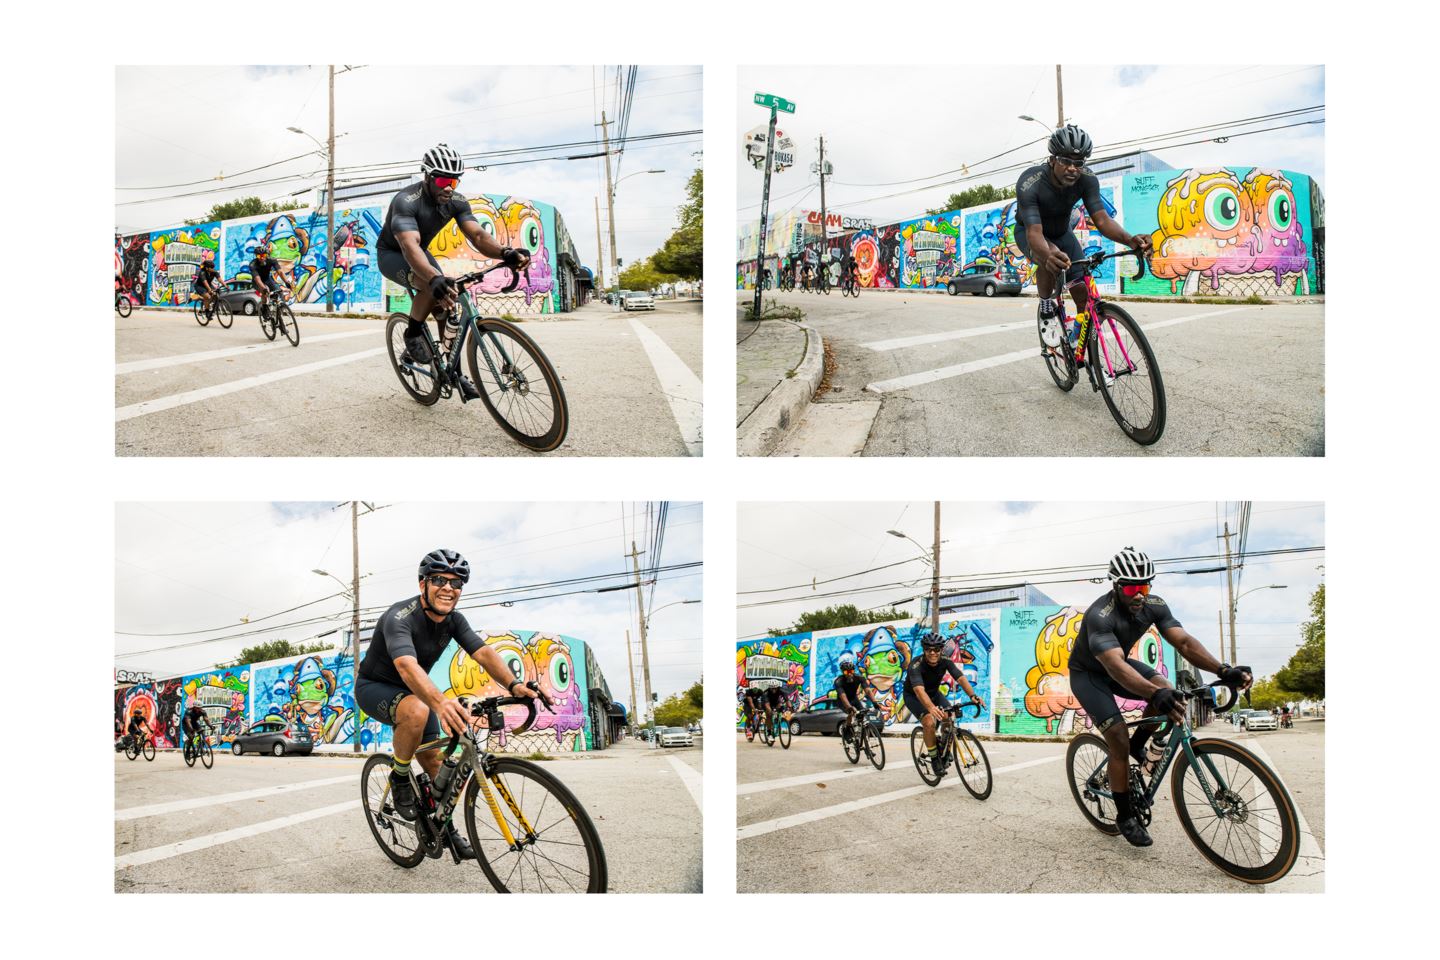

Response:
(1242, 711), (1279, 731)
(621, 290), (656, 311)
(657, 726), (693, 747)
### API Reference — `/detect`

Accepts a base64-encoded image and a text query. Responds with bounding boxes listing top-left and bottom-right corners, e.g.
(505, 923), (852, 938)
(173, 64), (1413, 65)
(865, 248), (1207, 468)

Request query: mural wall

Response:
(115, 233), (149, 307)
(735, 634), (811, 725)
(739, 165), (1319, 299)
(147, 223), (221, 307)
(115, 677), (185, 749)
(221, 207), (383, 310)
(180, 666), (250, 747)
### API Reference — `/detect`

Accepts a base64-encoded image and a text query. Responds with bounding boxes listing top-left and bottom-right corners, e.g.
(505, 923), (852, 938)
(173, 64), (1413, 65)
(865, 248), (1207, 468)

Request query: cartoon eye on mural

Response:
(500, 198), (556, 307)
(1241, 168), (1310, 293)
(1148, 168), (1257, 295)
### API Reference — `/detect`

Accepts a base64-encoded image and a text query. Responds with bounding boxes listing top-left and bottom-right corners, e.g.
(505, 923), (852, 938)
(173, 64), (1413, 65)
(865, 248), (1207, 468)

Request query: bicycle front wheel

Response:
(278, 305), (300, 346)
(193, 300), (211, 326)
(1090, 304), (1166, 445)
(842, 721), (861, 764)
(201, 740), (214, 769)
(862, 723), (886, 770)
(1065, 733), (1120, 834)
(777, 716), (792, 749)
(360, 754), (427, 868)
(953, 729), (992, 800)
(466, 319), (569, 452)
(1172, 738), (1300, 884)
(142, 739), (156, 761)
(216, 301), (233, 329)
(910, 728), (942, 786)
(464, 757), (608, 893)
(116, 296), (132, 318)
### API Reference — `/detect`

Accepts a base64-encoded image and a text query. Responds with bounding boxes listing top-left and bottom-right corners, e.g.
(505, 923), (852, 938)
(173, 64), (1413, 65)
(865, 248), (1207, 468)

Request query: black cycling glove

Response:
(1150, 687), (1182, 715)
(1218, 663), (1252, 687)
(500, 246), (526, 267)
(428, 274), (454, 300)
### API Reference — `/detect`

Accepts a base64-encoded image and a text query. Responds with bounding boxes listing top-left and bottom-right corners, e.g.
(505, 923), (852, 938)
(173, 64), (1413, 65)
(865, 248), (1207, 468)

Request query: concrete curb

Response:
(736, 319), (825, 457)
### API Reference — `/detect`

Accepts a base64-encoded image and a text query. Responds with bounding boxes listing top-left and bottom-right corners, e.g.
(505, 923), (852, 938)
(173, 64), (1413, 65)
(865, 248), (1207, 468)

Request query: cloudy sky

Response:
(737, 65), (1324, 229)
(115, 502), (702, 709)
(738, 501), (1323, 679)
(115, 66), (701, 271)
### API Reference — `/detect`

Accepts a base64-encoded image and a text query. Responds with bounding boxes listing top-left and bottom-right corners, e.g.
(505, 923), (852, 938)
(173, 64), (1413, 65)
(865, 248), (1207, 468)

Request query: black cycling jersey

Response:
(249, 257), (281, 286)
(194, 264), (220, 289)
(182, 706), (209, 732)
(905, 656), (963, 697)
(378, 182), (478, 252)
(1069, 590), (1182, 676)
(127, 717), (144, 733)
(833, 672), (868, 702)
(764, 686), (784, 707)
(359, 595), (485, 687)
(1015, 163), (1105, 240)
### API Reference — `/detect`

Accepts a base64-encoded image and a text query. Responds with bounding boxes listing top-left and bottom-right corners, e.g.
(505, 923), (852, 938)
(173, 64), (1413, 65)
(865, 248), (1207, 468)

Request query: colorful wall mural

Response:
(147, 223), (221, 306)
(735, 634), (811, 724)
(221, 207), (383, 309)
(116, 233), (149, 307)
(252, 650), (358, 747)
(115, 677), (185, 749)
(739, 165), (1320, 299)
(180, 666), (250, 746)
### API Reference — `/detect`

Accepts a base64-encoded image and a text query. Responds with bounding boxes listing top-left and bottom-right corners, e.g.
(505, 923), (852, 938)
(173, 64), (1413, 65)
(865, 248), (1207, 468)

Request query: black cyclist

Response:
(832, 652), (877, 722)
(1067, 546), (1253, 848)
(354, 548), (537, 860)
(181, 701), (213, 748)
(376, 143), (530, 383)
(192, 258), (224, 315)
(905, 632), (985, 763)
(840, 250), (856, 287)
(126, 709), (151, 748)
(761, 683), (787, 730)
(248, 246), (292, 310)
(740, 686), (764, 738)
(1014, 125), (1152, 325)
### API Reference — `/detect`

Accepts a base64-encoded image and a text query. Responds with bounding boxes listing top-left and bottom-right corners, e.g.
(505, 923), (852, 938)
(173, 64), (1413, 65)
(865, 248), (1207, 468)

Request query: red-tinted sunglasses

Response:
(1118, 581), (1152, 598)
(431, 175), (462, 190)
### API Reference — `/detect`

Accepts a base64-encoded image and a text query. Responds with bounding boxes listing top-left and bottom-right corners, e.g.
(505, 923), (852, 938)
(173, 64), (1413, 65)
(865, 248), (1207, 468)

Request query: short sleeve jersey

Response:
(359, 596), (485, 686)
(194, 264), (220, 288)
(764, 686), (784, 707)
(182, 706), (208, 731)
(832, 672), (867, 701)
(1068, 590), (1183, 675)
(905, 656), (963, 698)
(249, 257), (279, 285)
(1015, 163), (1105, 239)
(378, 183), (478, 251)
(128, 716), (144, 733)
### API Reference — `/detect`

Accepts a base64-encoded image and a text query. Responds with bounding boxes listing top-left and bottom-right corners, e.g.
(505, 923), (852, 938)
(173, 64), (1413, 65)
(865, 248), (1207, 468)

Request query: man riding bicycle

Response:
(181, 701), (213, 749)
(840, 250), (856, 289)
(376, 143), (530, 391)
(905, 632), (985, 762)
(249, 246), (293, 311)
(761, 683), (788, 732)
(355, 548), (536, 861)
(192, 258), (225, 316)
(1015, 125), (1152, 325)
(125, 709), (151, 748)
(1068, 546), (1252, 848)
(740, 686), (765, 739)
(833, 653), (877, 727)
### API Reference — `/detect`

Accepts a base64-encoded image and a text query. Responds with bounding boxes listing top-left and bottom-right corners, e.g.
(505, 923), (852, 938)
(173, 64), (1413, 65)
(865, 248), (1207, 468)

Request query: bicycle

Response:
(841, 273), (860, 298)
(192, 292), (233, 329)
(910, 701), (992, 799)
(1036, 247), (1166, 445)
(182, 730), (215, 769)
(257, 288), (299, 346)
(123, 733), (156, 762)
(840, 703), (886, 770)
(1065, 681), (1300, 884)
(115, 293), (132, 318)
(385, 262), (569, 453)
(360, 682), (607, 892)
(816, 269), (831, 296)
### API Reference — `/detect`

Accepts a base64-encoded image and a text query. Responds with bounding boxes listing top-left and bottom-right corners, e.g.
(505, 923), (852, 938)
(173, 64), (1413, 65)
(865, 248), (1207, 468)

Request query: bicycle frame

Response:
(394, 268), (528, 395)
(1050, 249), (1146, 375)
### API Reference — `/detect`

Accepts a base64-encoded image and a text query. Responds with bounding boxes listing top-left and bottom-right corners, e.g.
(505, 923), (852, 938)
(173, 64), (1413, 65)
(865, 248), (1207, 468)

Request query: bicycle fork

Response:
(477, 772), (540, 851)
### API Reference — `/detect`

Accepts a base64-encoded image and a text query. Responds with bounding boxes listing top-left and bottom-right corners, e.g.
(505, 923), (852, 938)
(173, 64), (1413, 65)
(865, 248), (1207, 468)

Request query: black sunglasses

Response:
(424, 575), (465, 590)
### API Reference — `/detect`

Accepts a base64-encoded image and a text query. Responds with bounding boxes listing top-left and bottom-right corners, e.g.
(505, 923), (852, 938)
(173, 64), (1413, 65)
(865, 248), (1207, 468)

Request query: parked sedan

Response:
(1241, 711), (1279, 732)
(621, 290), (656, 311)
(658, 726), (693, 747)
(232, 719), (313, 756)
(946, 262), (1023, 297)
(787, 697), (847, 736)
(218, 279), (262, 316)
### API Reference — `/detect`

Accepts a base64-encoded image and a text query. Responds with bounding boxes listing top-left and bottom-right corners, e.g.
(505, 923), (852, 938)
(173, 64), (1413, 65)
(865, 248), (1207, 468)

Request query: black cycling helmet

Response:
(419, 548), (470, 584)
(254, 246), (269, 257)
(1048, 124), (1093, 160)
(920, 632), (946, 651)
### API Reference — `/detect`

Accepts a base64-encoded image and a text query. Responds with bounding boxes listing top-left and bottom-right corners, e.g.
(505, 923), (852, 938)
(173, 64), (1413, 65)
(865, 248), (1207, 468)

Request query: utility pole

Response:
(627, 541), (654, 726)
(349, 500), (360, 750)
(1055, 65), (1065, 128)
(593, 196), (605, 292)
(817, 135), (829, 258)
(1219, 522), (1238, 663)
(325, 65), (336, 313)
(624, 629), (639, 735)
(597, 112), (619, 292)
(931, 501), (941, 635)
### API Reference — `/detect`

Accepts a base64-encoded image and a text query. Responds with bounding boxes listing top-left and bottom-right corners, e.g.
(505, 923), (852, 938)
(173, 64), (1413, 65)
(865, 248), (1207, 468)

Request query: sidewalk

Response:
(736, 308), (824, 456)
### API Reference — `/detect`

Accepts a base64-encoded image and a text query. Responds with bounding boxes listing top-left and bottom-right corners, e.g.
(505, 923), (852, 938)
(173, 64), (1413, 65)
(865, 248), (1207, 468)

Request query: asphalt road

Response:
(115, 738), (702, 893)
(115, 300), (702, 457)
(736, 720), (1323, 893)
(740, 291), (1323, 456)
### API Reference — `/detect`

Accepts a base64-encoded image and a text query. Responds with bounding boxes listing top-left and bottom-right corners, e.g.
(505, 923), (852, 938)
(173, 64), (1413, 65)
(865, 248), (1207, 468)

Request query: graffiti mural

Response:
(115, 233), (149, 306)
(147, 224), (221, 306)
(221, 207), (383, 308)
(251, 651), (357, 746)
(434, 631), (591, 752)
(898, 212), (961, 289)
(180, 666), (250, 745)
(735, 635), (811, 724)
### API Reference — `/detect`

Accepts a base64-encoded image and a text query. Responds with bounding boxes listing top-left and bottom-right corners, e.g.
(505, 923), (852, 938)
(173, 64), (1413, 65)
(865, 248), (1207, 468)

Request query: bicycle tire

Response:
(466, 318), (569, 452)
(1038, 304), (1077, 392)
(953, 729), (993, 800)
(183, 740), (196, 767)
(1171, 738), (1300, 884)
(1089, 303), (1166, 445)
(762, 717), (775, 747)
(279, 304), (300, 346)
(842, 721), (861, 764)
(360, 753), (427, 868)
(1065, 733), (1121, 835)
(259, 305), (277, 341)
(142, 739), (156, 761)
(201, 740), (214, 769)
(193, 300), (211, 327)
(777, 716), (792, 749)
(124, 739), (139, 761)
(910, 727), (942, 786)
(216, 301), (233, 329)
(464, 757), (608, 893)
(116, 296), (132, 318)
(862, 722), (886, 770)
(385, 313), (442, 405)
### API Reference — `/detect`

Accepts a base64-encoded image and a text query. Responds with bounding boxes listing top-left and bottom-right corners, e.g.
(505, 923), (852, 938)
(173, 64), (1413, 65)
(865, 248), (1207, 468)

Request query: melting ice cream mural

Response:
(417, 194), (559, 314)
(435, 631), (591, 752)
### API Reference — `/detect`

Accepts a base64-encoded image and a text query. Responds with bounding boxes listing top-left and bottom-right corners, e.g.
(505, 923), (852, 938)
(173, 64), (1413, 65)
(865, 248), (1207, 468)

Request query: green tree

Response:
(926, 183), (1016, 217)
(1275, 581), (1325, 699)
(619, 257), (679, 292)
(225, 639), (332, 667)
(1247, 675), (1302, 711)
(768, 604), (913, 637)
(651, 168), (702, 280)
(654, 694), (702, 727)
(187, 196), (304, 226)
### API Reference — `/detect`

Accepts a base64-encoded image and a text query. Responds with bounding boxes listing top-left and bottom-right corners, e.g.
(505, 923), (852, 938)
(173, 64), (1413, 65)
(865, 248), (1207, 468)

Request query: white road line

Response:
(738, 764), (881, 796)
(628, 318), (703, 457)
(666, 756), (703, 813)
(861, 320), (1031, 352)
(117, 330), (374, 375)
(115, 775), (353, 821)
(1236, 738), (1325, 893)
(115, 348), (385, 422)
(864, 307), (1249, 395)
(737, 754), (1061, 840)
(115, 799), (359, 870)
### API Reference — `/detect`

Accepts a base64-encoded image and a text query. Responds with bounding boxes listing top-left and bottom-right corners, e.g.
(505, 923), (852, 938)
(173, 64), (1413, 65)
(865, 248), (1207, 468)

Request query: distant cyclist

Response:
(1014, 125), (1152, 323)
(192, 258), (225, 316)
(840, 250), (856, 288)
(125, 709), (151, 748)
(181, 701), (213, 748)
(249, 246), (292, 311)
(376, 144), (530, 384)
(740, 686), (764, 740)
(1067, 546), (1252, 848)
(832, 652), (877, 722)
(905, 632), (985, 762)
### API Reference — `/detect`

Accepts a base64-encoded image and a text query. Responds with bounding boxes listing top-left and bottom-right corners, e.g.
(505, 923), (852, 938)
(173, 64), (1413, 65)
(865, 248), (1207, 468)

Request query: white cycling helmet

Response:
(838, 652), (856, 670)
(421, 143), (466, 178)
(1108, 546), (1155, 583)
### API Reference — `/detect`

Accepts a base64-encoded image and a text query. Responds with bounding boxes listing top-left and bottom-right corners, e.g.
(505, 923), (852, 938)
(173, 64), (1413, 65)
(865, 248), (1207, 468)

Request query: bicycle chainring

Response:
(1128, 765), (1153, 826)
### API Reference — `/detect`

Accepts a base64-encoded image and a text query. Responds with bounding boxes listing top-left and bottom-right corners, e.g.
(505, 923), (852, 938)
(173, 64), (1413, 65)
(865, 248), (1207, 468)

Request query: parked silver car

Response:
(1241, 711), (1279, 732)
(657, 726), (693, 747)
(621, 290), (656, 311)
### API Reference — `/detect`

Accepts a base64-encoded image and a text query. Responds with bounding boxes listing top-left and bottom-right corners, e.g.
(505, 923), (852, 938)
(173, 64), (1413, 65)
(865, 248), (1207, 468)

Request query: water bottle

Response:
(414, 771), (437, 813)
(433, 750), (459, 800)
(1141, 734), (1167, 778)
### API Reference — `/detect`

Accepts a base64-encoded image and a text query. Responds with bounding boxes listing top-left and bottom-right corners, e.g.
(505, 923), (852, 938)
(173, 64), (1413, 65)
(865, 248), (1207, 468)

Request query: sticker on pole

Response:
(743, 125), (794, 173)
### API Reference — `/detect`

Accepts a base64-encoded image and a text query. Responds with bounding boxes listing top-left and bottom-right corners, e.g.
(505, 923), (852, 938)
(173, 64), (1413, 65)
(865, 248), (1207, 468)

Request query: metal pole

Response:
(599, 112), (619, 291)
(930, 501), (942, 634)
(625, 628), (638, 735)
(326, 65), (336, 313)
(627, 542), (654, 725)
(1055, 65), (1064, 128)
(1220, 522), (1238, 663)
(817, 135), (828, 266)
(350, 500), (360, 752)
(752, 105), (778, 319)
(594, 196), (605, 292)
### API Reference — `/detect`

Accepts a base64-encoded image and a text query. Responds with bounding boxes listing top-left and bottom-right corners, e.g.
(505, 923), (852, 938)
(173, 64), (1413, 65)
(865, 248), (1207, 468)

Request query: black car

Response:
(946, 262), (1023, 297)
(787, 697), (847, 736)
(218, 279), (263, 316)
(232, 719), (313, 757)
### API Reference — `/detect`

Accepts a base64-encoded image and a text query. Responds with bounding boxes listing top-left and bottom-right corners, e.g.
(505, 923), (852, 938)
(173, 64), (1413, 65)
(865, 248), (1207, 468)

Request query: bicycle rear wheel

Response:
(1065, 733), (1120, 834)
(910, 728), (942, 786)
(862, 722), (886, 770)
(360, 754), (427, 868)
(278, 304), (300, 346)
(201, 740), (214, 769)
(777, 716), (792, 749)
(1172, 739), (1300, 884)
(842, 720), (861, 764)
(465, 757), (608, 893)
(466, 319), (569, 452)
(193, 300), (211, 326)
(116, 296), (132, 318)
(1037, 304), (1077, 391)
(142, 739), (156, 761)
(215, 301), (233, 329)
(183, 740), (196, 767)
(953, 729), (992, 800)
(1090, 304), (1166, 445)
(125, 739), (139, 761)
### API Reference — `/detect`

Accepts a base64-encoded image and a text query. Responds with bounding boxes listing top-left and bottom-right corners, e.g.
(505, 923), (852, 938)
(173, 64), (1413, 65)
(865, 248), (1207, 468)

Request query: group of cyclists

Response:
(119, 701), (214, 759)
(762, 248), (859, 294)
(186, 245), (296, 324)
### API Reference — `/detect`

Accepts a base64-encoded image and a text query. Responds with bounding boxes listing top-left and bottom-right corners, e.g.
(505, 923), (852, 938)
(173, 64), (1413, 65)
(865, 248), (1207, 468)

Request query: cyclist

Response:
(799, 258), (813, 292)
(840, 250), (856, 290)
(125, 709), (151, 749)
(181, 701), (213, 753)
(192, 258), (225, 318)
(833, 652), (877, 730)
(248, 246), (292, 313)
(904, 632), (985, 764)
(1068, 546), (1253, 848)
(1014, 125), (1152, 324)
(376, 143), (530, 382)
(761, 683), (787, 734)
(355, 548), (536, 861)
(740, 686), (764, 740)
